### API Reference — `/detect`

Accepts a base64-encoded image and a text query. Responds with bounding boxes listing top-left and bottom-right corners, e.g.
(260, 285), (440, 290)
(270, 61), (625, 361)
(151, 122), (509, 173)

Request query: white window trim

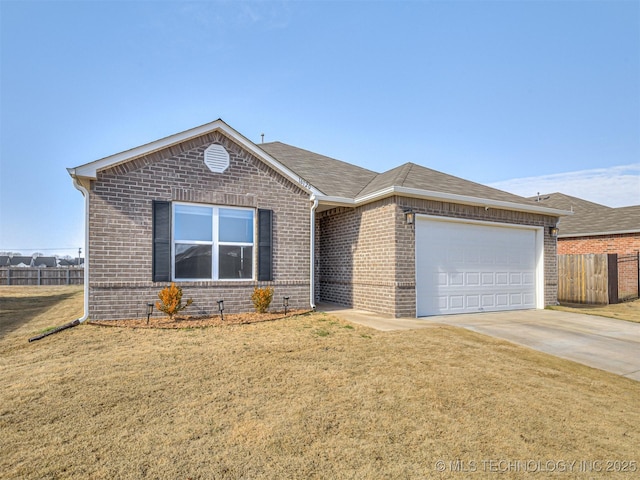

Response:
(171, 202), (256, 282)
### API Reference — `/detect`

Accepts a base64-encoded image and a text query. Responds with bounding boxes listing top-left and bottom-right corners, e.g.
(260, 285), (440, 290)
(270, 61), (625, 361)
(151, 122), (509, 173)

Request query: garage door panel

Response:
(466, 295), (480, 308)
(466, 272), (480, 285)
(496, 294), (509, 307)
(481, 295), (495, 308)
(481, 273), (494, 285)
(416, 218), (539, 316)
(510, 273), (522, 284)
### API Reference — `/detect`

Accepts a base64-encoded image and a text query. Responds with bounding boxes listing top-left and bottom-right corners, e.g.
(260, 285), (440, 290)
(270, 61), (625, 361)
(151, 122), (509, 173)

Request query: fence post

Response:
(67, 269), (70, 285)
(7, 268), (10, 286)
(607, 253), (619, 304)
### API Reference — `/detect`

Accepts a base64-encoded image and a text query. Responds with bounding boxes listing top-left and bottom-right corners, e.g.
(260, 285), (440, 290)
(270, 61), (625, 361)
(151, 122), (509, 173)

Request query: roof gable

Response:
(359, 162), (541, 206)
(68, 119), (320, 195)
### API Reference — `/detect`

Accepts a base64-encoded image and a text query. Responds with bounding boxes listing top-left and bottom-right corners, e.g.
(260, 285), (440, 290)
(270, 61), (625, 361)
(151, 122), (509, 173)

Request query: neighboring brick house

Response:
(68, 119), (568, 321)
(531, 192), (640, 255)
(531, 192), (640, 299)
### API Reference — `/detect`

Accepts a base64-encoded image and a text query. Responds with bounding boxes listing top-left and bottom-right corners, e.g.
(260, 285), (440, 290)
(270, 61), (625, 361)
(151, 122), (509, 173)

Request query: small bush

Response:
(251, 286), (274, 313)
(156, 283), (193, 320)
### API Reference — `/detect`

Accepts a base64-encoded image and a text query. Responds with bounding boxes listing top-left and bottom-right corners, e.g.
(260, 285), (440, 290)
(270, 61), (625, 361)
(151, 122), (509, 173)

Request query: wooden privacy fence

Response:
(0, 267), (84, 286)
(558, 253), (639, 305)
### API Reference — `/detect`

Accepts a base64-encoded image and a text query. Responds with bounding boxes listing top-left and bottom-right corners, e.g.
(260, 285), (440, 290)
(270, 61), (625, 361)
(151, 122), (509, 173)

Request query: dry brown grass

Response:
(551, 298), (640, 323)
(1, 287), (639, 479)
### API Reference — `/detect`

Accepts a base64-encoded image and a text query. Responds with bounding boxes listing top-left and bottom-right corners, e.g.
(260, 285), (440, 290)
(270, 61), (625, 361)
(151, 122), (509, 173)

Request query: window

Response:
(172, 204), (254, 280)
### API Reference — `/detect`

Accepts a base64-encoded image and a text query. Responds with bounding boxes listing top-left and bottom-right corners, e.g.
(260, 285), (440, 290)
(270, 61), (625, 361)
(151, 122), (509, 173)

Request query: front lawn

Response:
(1, 287), (638, 479)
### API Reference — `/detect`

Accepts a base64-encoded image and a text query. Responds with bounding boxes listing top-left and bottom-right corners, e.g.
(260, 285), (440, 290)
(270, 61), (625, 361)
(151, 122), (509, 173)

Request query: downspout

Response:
(29, 175), (90, 341)
(310, 195), (319, 310)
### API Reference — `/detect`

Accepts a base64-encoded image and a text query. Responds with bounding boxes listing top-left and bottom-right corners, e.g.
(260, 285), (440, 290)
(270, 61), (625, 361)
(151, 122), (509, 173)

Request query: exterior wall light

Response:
(404, 209), (415, 225)
(217, 299), (224, 321)
(549, 226), (559, 237)
(146, 302), (154, 325)
(283, 296), (290, 315)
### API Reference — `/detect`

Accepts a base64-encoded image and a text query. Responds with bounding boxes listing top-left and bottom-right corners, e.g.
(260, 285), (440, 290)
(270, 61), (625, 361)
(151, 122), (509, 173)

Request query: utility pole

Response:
(78, 247), (82, 266)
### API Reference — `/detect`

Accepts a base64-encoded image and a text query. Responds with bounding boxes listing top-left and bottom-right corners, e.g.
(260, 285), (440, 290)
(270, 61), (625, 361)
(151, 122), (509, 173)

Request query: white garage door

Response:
(416, 217), (540, 316)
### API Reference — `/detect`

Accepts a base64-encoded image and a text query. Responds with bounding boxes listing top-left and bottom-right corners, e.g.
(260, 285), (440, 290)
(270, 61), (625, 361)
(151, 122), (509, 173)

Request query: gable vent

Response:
(204, 144), (230, 173)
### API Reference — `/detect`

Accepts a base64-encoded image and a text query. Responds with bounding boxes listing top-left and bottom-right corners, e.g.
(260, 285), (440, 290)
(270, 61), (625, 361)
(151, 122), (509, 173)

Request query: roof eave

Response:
(352, 186), (572, 216)
(314, 195), (356, 207)
(559, 229), (640, 238)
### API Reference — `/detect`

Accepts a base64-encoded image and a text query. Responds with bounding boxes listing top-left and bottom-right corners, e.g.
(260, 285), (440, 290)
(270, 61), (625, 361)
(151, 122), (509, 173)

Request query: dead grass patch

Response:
(1, 287), (639, 479)
(551, 298), (640, 323)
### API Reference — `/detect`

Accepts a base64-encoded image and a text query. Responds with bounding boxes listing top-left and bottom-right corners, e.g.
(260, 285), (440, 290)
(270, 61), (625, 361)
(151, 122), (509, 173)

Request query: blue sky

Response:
(1, 0), (638, 257)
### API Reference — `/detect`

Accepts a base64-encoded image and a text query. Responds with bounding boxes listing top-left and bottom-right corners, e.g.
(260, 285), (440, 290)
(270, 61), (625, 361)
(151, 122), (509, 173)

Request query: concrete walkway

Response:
(317, 303), (640, 381)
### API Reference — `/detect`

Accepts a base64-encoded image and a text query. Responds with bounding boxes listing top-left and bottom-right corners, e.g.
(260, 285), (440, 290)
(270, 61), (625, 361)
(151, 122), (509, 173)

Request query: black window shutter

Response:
(257, 209), (273, 281)
(152, 201), (171, 282)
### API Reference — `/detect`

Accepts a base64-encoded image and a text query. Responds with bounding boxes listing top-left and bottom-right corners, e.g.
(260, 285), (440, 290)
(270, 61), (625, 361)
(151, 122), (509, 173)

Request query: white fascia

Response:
(316, 187), (572, 217)
(68, 119), (324, 196)
(559, 229), (640, 238)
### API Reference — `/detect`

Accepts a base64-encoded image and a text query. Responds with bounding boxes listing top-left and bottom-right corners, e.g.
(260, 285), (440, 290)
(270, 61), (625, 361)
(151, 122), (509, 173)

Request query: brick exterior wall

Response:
(318, 198), (399, 316)
(318, 196), (559, 317)
(558, 233), (640, 300)
(558, 233), (640, 255)
(88, 131), (311, 320)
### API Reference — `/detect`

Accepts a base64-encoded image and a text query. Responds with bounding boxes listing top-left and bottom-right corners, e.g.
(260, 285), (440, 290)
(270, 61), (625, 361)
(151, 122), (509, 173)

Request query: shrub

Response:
(156, 283), (193, 320)
(251, 286), (274, 313)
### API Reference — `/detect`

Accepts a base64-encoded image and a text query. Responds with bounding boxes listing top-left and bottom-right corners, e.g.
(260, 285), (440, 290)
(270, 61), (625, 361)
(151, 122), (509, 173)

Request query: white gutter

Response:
(71, 176), (90, 323)
(29, 175), (90, 341)
(559, 229), (640, 238)
(309, 196), (319, 310)
(315, 187), (572, 217)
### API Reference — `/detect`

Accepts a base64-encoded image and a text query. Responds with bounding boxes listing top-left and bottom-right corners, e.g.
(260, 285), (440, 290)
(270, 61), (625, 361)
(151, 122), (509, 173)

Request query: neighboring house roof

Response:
(59, 258), (84, 267)
(8, 256), (33, 267)
(69, 119), (569, 217)
(32, 257), (58, 268)
(530, 192), (640, 237)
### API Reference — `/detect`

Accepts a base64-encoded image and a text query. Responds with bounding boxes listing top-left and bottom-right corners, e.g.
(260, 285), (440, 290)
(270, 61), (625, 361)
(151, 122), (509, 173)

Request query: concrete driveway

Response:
(318, 304), (640, 381)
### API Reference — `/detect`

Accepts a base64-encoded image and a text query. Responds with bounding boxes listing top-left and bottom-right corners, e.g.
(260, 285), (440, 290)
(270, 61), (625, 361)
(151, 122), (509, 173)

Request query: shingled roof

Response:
(70, 119), (567, 216)
(530, 193), (640, 237)
(358, 162), (539, 205)
(262, 142), (546, 209)
(259, 142), (376, 198)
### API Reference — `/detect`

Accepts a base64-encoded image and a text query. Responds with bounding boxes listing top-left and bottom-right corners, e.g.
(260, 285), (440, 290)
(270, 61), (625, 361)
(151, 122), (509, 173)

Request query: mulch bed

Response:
(88, 310), (311, 329)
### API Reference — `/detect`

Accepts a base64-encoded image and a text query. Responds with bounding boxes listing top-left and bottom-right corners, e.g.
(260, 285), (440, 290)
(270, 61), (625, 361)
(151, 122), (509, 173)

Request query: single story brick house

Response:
(68, 119), (568, 321)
